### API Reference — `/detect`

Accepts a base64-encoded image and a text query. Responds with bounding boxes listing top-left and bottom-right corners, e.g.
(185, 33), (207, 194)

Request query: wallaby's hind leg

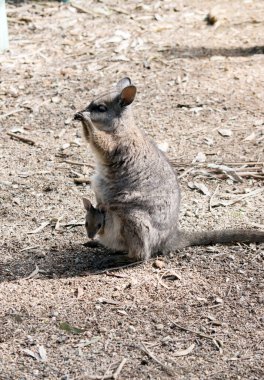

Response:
(122, 217), (152, 262)
(127, 245), (150, 262)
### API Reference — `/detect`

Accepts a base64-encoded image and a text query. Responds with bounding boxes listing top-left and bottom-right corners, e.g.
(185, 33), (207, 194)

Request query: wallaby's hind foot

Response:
(83, 240), (102, 248)
(97, 254), (139, 269)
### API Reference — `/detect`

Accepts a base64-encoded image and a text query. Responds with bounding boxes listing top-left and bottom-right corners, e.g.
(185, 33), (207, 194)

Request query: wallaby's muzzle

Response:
(88, 232), (96, 239)
(74, 110), (91, 121)
(74, 111), (84, 121)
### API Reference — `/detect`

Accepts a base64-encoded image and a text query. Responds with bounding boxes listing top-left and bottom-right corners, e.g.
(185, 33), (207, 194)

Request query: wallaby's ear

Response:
(116, 77), (132, 91)
(83, 197), (92, 211)
(120, 85), (137, 107)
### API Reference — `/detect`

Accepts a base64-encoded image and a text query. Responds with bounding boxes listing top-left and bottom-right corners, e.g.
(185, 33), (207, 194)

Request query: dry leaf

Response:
(157, 274), (171, 289)
(115, 29), (130, 39)
(207, 314), (216, 321)
(51, 96), (60, 104)
(111, 55), (130, 62)
(153, 259), (166, 269)
(61, 143), (70, 150)
(24, 265), (39, 280)
(11, 127), (26, 134)
(157, 141), (169, 153)
(117, 309), (128, 316)
(218, 128), (232, 137)
(205, 13), (217, 25)
(13, 197), (20, 205)
(59, 322), (85, 335)
(244, 132), (256, 141)
(163, 271), (182, 281)
(188, 181), (211, 196)
(215, 297), (223, 304)
(174, 343), (195, 357)
(93, 6), (111, 16)
(38, 346), (47, 362)
(54, 216), (64, 231)
(77, 337), (100, 347)
(194, 182), (211, 196)
(107, 35), (123, 43)
(207, 164), (243, 182)
(23, 349), (40, 361)
(193, 152), (206, 163)
(196, 296), (207, 302)
(97, 298), (120, 305)
(75, 287), (84, 299)
(204, 136), (214, 145)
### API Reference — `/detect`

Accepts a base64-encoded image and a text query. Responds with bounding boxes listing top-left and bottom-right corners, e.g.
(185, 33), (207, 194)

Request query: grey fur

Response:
(75, 78), (264, 262)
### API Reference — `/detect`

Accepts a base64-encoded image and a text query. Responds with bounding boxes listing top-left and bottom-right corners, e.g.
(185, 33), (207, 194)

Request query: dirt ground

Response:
(0, 1), (264, 379)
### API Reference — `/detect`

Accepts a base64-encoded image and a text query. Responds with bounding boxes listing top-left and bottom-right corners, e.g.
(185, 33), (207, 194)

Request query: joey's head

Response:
(74, 77), (137, 133)
(83, 198), (106, 239)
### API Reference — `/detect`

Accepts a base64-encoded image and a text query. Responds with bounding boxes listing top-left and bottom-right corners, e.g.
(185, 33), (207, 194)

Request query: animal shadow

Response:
(162, 45), (264, 59)
(0, 242), (136, 282)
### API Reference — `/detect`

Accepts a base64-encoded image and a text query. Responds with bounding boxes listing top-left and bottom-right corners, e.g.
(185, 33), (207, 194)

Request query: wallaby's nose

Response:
(74, 112), (83, 121)
(88, 232), (96, 239)
(74, 110), (91, 121)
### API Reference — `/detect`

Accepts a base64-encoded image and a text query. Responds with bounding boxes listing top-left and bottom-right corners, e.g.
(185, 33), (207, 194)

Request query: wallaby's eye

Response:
(97, 104), (107, 113)
(97, 223), (102, 230)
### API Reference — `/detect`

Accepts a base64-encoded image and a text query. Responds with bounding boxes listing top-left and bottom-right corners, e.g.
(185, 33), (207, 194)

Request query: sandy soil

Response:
(0, 1), (263, 379)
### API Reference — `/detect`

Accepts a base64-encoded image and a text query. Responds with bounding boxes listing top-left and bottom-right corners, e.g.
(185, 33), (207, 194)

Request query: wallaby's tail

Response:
(177, 229), (264, 249)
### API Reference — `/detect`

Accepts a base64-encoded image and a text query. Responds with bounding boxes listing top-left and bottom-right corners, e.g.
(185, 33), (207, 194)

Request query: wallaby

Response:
(75, 77), (264, 264)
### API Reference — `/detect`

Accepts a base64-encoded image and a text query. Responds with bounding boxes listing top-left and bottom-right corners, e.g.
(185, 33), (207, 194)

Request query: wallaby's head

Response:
(82, 198), (106, 239)
(74, 77), (137, 133)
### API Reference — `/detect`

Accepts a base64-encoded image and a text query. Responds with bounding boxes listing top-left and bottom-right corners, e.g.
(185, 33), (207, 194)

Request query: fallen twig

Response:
(20, 245), (40, 252)
(113, 358), (127, 380)
(101, 361), (113, 380)
(174, 343), (195, 357)
(223, 161), (263, 166)
(212, 187), (263, 207)
(209, 184), (220, 212)
(234, 172), (263, 179)
(178, 167), (193, 179)
(74, 177), (91, 184)
(139, 342), (175, 377)
(27, 221), (50, 234)
(169, 318), (223, 349)
(202, 172), (264, 180)
(70, 2), (97, 16)
(157, 273), (171, 290)
(0, 109), (24, 119)
(7, 132), (36, 145)
(79, 358), (126, 380)
(61, 221), (85, 228)
(170, 160), (263, 167)
(171, 160), (264, 180)
(108, 6), (130, 15)
(62, 160), (94, 168)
